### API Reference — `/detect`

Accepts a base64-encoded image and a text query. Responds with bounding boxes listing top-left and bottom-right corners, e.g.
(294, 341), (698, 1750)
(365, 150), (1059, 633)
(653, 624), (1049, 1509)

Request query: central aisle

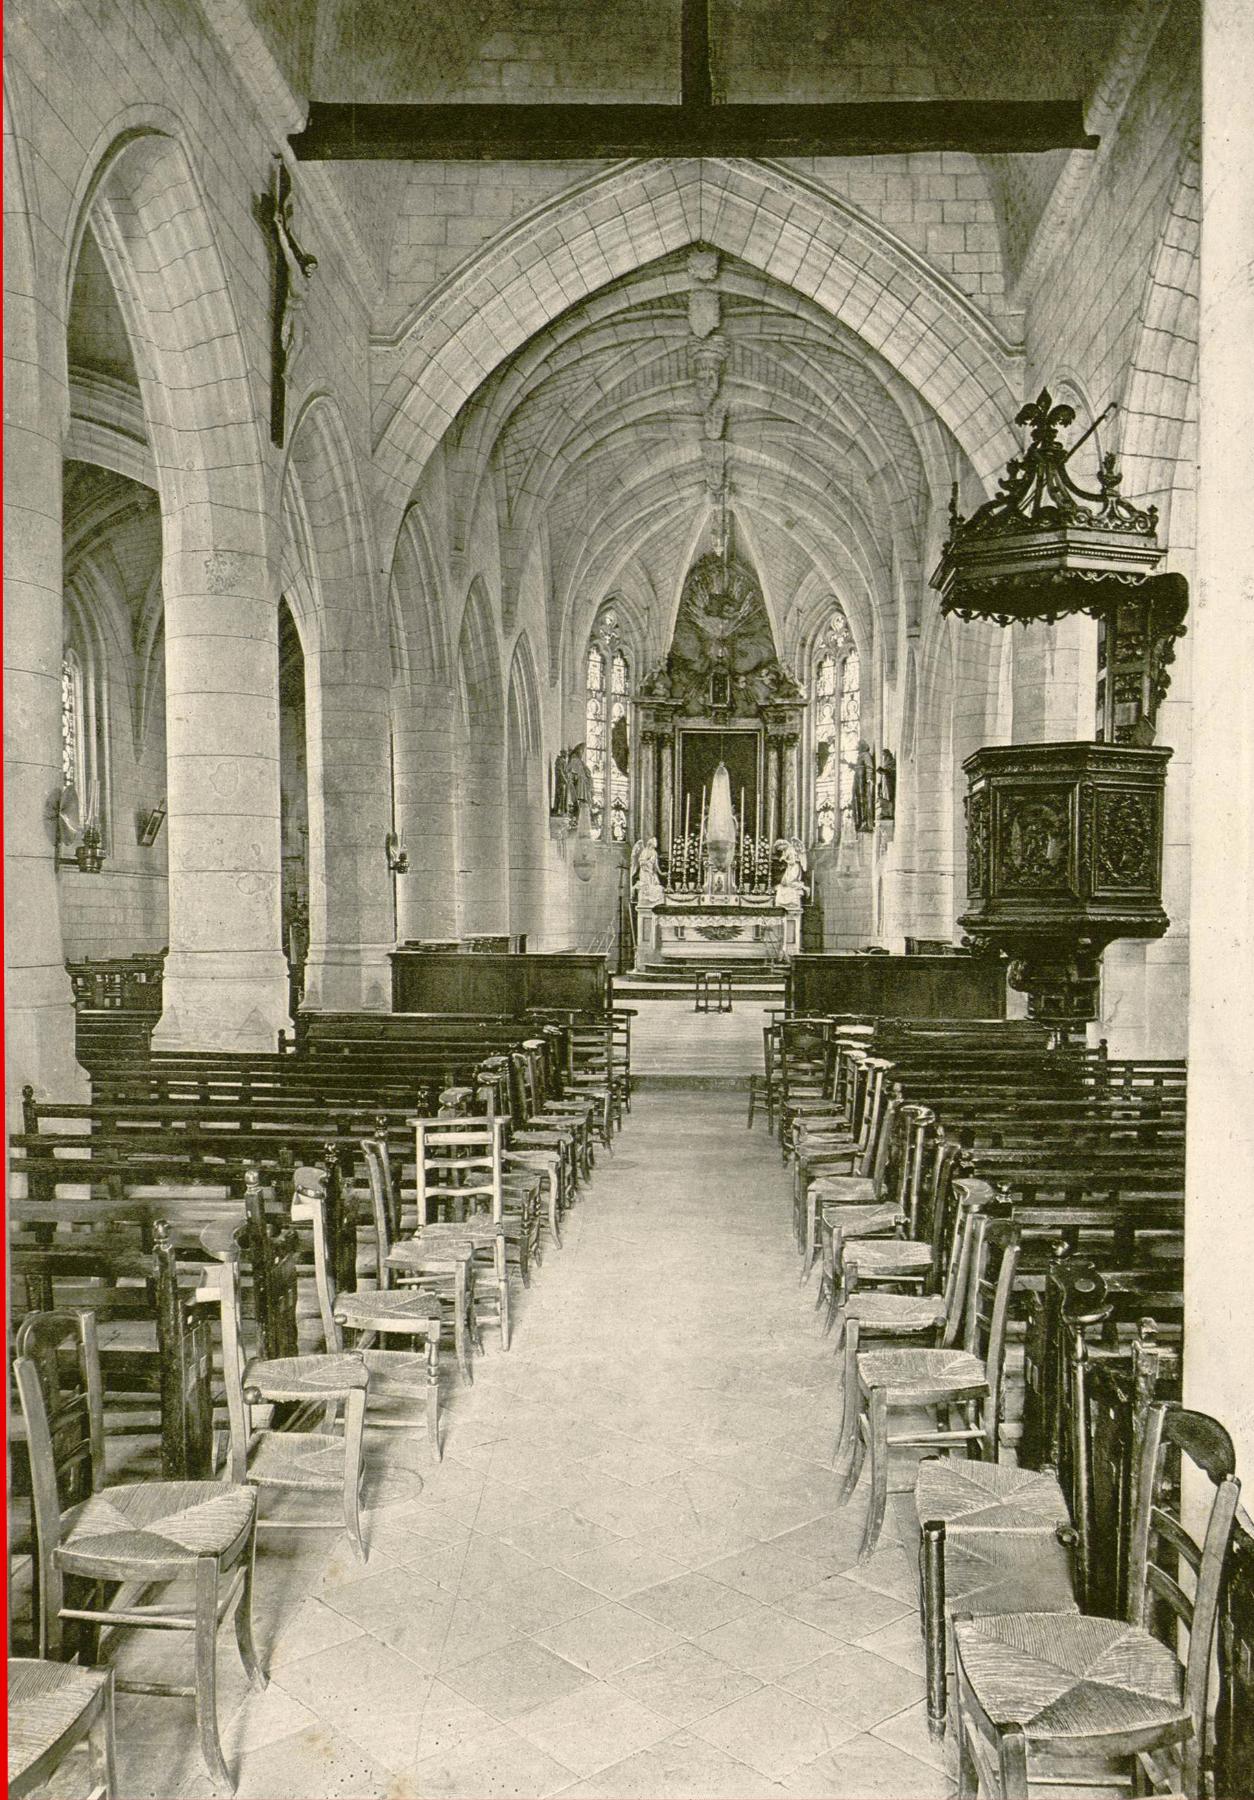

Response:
(127, 1092), (949, 1799)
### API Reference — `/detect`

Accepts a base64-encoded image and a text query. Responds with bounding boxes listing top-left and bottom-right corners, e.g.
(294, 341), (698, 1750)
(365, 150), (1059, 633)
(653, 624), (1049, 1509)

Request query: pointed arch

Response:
(372, 158), (1023, 556)
(507, 631), (543, 761)
(455, 577), (507, 933)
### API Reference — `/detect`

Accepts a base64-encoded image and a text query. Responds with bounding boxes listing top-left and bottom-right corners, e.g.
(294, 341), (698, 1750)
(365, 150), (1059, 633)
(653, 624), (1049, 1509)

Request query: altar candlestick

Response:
(683, 792), (691, 886)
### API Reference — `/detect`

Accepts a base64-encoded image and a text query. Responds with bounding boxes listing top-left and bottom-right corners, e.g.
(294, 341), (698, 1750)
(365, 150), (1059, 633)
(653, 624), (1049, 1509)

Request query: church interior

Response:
(7, 0), (1254, 1795)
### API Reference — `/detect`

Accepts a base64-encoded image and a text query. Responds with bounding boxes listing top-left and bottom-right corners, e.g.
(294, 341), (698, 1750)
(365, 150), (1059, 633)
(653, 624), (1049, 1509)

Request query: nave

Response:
(95, 1091), (944, 1800)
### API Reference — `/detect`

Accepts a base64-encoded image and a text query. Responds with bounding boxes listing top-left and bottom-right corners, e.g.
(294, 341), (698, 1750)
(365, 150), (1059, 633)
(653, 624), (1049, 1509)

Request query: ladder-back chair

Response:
(13, 1308), (263, 1791)
(952, 1401), (1240, 1799)
(197, 1223), (371, 1562)
(293, 1164), (443, 1460)
(362, 1137), (478, 1383)
(835, 1210), (1021, 1561)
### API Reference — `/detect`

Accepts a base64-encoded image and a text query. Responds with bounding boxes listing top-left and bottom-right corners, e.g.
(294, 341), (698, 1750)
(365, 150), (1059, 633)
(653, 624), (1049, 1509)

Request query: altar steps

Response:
(614, 970), (786, 1005)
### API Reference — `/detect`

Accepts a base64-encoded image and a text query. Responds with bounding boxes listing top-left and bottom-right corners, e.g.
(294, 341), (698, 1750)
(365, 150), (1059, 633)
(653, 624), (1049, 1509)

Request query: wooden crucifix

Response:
(259, 156), (317, 447)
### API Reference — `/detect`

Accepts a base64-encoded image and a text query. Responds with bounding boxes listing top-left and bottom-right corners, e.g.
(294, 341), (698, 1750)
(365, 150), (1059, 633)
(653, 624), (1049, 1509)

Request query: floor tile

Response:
(558, 1729), (783, 1798)
(221, 1684), (319, 1760)
(869, 1700), (954, 1774)
(271, 1632), (431, 1776)
(690, 1683), (855, 1780)
(513, 1680), (672, 1776)
(263, 1596), (366, 1667)
(370, 1587), (523, 1673)
(610, 1641), (763, 1726)
(628, 1571), (761, 1637)
(854, 1611), (929, 1675)
(532, 1600), (685, 1677)
(780, 1731), (951, 1798)
(780, 1644), (926, 1734)
(413, 1680), (503, 1764)
(695, 1603), (840, 1681)
(497, 1509), (633, 1565)
(778, 1573), (913, 1643)
(699, 1539), (822, 1604)
(231, 1722), (394, 1798)
(442, 1638), (594, 1720)
(411, 1722), (576, 1798)
(556, 1536), (687, 1598)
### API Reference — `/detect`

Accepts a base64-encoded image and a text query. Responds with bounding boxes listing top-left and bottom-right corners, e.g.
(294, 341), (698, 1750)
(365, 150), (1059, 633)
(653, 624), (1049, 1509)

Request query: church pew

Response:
(1216, 1506), (1254, 1800)
(1022, 1249), (1183, 1482)
(1071, 1317), (1181, 1615)
(786, 953), (1008, 1021)
(10, 1216), (218, 1483)
(387, 950), (609, 1018)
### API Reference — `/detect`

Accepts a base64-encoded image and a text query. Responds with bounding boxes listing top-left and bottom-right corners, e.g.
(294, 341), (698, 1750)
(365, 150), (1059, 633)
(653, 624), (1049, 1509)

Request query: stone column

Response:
(658, 732), (675, 854)
(765, 739), (780, 844)
(1185, 0), (1254, 1474)
(639, 730), (657, 847)
(302, 647), (395, 1012)
(393, 679), (456, 944)
(781, 735), (799, 838)
(3, 284), (86, 1108)
(152, 545), (291, 1051)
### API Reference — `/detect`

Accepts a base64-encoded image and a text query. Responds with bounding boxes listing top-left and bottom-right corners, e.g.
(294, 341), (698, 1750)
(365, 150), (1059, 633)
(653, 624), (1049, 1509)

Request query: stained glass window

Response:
(839, 645), (861, 824)
(812, 609), (858, 844)
(585, 605), (631, 843)
(62, 650), (84, 798)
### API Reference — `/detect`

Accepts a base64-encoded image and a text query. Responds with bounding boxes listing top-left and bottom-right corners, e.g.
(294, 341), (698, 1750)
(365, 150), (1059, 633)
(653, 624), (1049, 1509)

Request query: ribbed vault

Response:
(434, 244), (959, 688)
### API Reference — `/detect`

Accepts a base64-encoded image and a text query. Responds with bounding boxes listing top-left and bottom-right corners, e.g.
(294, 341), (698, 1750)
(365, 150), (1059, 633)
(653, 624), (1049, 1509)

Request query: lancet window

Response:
(813, 608), (860, 844)
(60, 626), (106, 840)
(61, 649), (85, 799)
(584, 605), (630, 842)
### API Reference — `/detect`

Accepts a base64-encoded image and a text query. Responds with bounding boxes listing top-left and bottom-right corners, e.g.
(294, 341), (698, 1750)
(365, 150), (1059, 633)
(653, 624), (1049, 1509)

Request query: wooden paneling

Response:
(786, 953), (1007, 1020)
(389, 950), (608, 1017)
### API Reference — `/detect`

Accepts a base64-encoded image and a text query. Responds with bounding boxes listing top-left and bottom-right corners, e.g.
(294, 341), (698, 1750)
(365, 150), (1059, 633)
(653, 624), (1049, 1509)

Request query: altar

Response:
(629, 539), (808, 971)
(637, 896), (796, 968)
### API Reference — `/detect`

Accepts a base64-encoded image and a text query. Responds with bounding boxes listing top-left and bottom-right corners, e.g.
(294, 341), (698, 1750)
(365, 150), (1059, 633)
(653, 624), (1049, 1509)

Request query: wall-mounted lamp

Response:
(75, 820), (105, 874)
(385, 829), (409, 875)
(137, 801), (166, 847)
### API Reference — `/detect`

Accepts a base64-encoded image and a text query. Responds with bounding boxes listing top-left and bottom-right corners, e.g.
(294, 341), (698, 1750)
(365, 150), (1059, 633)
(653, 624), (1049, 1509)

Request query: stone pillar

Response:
(639, 730), (657, 847)
(1185, 0), (1254, 1474)
(765, 739), (780, 845)
(394, 678), (456, 944)
(658, 733), (675, 854)
(781, 735), (799, 837)
(3, 285), (86, 1107)
(302, 647), (395, 1012)
(152, 546), (290, 1051)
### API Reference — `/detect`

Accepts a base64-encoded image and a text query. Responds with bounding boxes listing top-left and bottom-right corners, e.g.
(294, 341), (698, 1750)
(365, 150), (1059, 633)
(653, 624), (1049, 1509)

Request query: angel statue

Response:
(773, 836), (808, 908)
(631, 837), (665, 909)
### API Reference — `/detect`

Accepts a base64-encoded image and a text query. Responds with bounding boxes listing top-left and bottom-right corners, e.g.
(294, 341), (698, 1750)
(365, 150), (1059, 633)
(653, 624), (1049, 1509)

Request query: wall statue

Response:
(877, 749), (897, 823)
(564, 743), (594, 817)
(852, 740), (877, 833)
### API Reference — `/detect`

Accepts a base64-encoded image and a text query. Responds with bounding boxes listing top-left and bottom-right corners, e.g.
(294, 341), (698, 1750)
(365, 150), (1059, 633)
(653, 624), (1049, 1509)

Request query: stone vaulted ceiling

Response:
(446, 245), (954, 677)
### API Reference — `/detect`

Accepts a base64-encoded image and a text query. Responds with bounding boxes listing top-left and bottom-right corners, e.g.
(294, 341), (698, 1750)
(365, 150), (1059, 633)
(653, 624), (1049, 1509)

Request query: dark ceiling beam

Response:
(289, 99), (1097, 162)
(681, 0), (712, 110)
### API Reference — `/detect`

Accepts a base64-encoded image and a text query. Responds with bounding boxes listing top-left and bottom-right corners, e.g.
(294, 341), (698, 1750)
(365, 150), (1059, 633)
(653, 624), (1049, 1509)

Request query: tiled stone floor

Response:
(113, 1090), (953, 1799)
